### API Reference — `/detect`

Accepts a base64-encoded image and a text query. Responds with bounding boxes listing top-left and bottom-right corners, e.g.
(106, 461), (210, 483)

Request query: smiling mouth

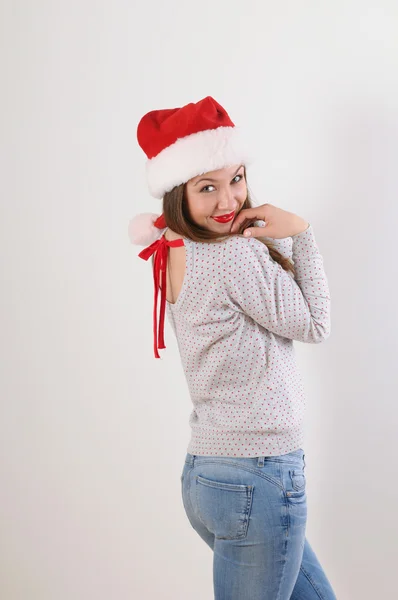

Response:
(211, 210), (235, 223)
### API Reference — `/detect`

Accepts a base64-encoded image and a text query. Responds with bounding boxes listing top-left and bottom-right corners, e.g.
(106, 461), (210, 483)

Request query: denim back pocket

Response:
(195, 475), (254, 540)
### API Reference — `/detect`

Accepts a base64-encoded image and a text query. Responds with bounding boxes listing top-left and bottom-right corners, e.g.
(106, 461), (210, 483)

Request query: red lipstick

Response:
(211, 210), (235, 223)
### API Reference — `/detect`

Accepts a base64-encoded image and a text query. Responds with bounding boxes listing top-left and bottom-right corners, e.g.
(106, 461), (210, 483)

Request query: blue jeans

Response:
(180, 448), (337, 599)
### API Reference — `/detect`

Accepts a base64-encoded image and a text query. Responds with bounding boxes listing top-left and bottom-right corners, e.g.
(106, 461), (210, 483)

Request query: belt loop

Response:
(186, 453), (195, 467)
(257, 456), (265, 467)
(303, 453), (306, 469)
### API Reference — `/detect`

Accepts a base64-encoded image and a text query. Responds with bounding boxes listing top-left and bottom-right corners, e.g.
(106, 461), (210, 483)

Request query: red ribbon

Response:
(138, 234), (185, 358)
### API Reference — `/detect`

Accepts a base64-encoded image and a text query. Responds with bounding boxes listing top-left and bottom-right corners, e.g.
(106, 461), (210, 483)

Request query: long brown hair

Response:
(160, 166), (295, 276)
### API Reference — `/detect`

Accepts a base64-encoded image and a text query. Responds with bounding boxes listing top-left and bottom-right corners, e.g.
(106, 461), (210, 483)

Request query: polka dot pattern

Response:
(166, 224), (331, 457)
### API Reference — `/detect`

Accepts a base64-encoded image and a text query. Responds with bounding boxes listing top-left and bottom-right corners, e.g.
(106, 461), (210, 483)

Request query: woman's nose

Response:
(217, 189), (234, 209)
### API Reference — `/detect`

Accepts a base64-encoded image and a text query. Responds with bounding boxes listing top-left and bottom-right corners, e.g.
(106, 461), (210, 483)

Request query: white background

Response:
(1, 1), (397, 598)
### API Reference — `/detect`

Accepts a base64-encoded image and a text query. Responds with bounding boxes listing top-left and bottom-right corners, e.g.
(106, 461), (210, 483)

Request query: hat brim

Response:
(145, 126), (254, 199)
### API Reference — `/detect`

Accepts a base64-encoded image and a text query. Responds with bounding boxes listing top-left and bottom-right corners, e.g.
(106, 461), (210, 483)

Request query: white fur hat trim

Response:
(145, 125), (254, 199)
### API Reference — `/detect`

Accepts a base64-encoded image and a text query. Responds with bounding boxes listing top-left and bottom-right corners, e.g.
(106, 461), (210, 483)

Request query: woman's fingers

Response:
(232, 218), (257, 234)
(231, 206), (268, 233)
(230, 212), (252, 233)
(241, 223), (270, 238)
(231, 203), (308, 239)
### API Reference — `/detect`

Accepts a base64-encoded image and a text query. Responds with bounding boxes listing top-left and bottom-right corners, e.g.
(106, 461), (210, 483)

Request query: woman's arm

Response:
(223, 224), (331, 343)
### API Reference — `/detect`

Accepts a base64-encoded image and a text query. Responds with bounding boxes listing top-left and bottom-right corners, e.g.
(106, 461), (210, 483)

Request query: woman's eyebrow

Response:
(193, 165), (243, 186)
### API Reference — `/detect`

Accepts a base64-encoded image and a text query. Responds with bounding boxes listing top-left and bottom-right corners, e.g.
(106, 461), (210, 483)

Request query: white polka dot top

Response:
(166, 224), (331, 457)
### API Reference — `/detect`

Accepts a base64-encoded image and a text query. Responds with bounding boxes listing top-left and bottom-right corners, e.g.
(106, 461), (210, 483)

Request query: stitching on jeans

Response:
(275, 535), (289, 600)
(191, 460), (284, 491)
(299, 565), (326, 599)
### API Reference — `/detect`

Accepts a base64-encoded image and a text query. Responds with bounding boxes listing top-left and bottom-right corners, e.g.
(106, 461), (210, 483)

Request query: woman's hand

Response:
(230, 203), (309, 239)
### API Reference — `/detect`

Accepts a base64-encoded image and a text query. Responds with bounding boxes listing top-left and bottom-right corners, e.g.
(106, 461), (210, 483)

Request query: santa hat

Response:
(128, 96), (253, 358)
(138, 95), (252, 199)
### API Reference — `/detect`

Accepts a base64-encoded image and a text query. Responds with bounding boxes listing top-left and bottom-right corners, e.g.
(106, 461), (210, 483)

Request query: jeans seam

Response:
(299, 565), (326, 599)
(276, 530), (289, 599)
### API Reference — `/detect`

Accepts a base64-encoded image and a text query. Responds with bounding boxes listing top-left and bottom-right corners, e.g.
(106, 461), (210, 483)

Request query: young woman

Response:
(130, 96), (337, 599)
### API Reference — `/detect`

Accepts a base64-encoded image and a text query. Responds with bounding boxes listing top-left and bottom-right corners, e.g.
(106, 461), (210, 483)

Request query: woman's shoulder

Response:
(164, 228), (270, 259)
(163, 228), (184, 242)
(223, 234), (271, 254)
(222, 235), (275, 275)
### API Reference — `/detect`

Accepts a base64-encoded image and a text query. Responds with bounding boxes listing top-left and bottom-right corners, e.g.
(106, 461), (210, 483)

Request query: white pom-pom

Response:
(128, 213), (166, 246)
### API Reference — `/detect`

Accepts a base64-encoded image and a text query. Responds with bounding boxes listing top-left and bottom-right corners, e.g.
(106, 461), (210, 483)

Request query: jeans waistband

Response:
(185, 449), (305, 468)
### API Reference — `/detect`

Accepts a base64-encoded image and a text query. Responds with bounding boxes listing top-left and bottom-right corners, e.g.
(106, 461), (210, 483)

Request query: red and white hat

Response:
(128, 95), (253, 246)
(138, 95), (252, 199)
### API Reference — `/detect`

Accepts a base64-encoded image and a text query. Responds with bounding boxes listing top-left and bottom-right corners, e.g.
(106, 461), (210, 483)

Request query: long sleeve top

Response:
(166, 223), (331, 457)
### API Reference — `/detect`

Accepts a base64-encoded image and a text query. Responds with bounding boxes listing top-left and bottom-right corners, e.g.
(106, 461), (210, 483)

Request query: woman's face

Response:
(185, 164), (247, 232)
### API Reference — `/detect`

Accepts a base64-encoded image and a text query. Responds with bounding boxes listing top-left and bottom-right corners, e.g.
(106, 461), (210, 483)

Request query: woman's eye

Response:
(200, 174), (243, 193)
(200, 184), (216, 193)
(233, 174), (243, 184)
